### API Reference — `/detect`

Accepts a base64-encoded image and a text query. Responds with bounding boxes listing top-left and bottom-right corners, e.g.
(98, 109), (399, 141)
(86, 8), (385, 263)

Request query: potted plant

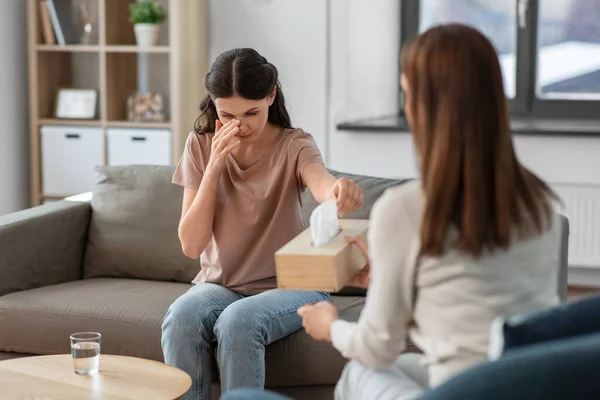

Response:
(129, 0), (166, 47)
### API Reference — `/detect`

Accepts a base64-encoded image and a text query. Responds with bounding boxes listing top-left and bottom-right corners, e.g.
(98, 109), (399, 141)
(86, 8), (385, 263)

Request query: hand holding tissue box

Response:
(275, 200), (369, 292)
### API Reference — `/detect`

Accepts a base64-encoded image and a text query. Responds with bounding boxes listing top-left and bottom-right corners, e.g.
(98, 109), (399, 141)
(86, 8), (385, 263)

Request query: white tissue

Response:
(310, 200), (340, 247)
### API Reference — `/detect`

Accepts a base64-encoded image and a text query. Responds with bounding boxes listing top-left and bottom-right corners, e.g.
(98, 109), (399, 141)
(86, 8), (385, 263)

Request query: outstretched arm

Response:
(301, 163), (363, 216)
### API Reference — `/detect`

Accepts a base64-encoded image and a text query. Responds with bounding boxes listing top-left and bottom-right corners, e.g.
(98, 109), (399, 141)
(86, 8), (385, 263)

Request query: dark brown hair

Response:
(194, 48), (292, 134)
(400, 24), (557, 258)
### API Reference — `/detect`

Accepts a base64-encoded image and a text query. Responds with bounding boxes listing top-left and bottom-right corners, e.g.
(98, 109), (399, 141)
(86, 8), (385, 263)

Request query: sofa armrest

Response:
(0, 201), (91, 297)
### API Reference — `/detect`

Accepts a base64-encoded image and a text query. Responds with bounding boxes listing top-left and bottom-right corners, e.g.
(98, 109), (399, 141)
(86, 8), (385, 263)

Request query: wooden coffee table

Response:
(0, 354), (192, 399)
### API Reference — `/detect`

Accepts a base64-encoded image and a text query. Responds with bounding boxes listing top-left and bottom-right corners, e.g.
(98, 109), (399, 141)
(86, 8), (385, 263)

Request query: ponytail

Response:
(194, 94), (218, 134)
(268, 82), (293, 129)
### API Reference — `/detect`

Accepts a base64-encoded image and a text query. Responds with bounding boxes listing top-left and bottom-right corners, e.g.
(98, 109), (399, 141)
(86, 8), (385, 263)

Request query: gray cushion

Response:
(0, 201), (90, 297)
(0, 278), (368, 386)
(0, 278), (188, 361)
(83, 165), (199, 283)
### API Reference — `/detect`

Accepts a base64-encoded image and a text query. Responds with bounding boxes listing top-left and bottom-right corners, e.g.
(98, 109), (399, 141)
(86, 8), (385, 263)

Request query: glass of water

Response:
(70, 332), (101, 375)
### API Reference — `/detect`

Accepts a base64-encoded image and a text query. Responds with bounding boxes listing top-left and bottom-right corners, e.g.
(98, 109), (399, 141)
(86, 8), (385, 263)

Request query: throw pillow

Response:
(488, 293), (600, 360)
(83, 165), (199, 283)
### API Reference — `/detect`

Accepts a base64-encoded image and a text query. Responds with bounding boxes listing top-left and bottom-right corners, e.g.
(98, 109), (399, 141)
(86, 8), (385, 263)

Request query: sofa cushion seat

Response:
(0, 278), (367, 386)
(0, 278), (187, 361)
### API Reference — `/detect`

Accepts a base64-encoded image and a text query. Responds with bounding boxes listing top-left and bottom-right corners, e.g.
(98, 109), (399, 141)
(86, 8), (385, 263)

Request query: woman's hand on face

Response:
(206, 119), (242, 174)
(298, 301), (339, 342)
(345, 236), (370, 288)
(331, 178), (363, 217)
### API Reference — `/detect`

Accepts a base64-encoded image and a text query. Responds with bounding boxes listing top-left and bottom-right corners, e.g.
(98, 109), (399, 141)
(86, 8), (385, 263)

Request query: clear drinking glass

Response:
(70, 332), (101, 375)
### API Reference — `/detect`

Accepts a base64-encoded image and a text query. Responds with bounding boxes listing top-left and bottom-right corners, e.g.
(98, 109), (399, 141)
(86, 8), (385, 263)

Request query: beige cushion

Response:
(0, 278), (367, 386)
(83, 165), (199, 283)
(0, 278), (187, 361)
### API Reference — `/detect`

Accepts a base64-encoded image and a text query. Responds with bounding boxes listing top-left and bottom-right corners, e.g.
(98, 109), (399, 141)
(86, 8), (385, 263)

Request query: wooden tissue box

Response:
(275, 219), (369, 292)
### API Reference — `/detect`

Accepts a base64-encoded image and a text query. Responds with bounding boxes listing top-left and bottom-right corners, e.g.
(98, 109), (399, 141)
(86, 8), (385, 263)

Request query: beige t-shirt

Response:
(172, 128), (324, 295)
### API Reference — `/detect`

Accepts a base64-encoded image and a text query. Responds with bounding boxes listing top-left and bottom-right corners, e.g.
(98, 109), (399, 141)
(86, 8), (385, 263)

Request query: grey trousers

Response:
(334, 353), (428, 400)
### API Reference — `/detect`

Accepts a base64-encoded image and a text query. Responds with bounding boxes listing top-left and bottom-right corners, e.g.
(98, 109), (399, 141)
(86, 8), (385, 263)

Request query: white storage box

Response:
(41, 126), (104, 196)
(107, 128), (171, 166)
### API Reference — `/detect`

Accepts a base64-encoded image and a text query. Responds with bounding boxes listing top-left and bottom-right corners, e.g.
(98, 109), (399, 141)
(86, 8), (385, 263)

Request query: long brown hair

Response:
(400, 24), (557, 258)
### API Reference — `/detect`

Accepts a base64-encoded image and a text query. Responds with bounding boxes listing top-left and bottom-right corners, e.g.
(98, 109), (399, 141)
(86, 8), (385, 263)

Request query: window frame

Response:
(399, 0), (600, 120)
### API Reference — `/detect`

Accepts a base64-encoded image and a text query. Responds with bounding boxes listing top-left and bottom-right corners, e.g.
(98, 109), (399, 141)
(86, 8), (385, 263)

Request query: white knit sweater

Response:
(331, 180), (561, 387)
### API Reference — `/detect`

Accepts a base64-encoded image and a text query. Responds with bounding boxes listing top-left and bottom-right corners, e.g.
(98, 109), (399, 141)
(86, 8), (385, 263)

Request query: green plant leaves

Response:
(129, 0), (167, 24)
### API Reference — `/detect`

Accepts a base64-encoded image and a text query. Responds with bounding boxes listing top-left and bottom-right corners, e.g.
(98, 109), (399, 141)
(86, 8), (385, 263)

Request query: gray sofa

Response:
(0, 166), (409, 399)
(0, 165), (569, 400)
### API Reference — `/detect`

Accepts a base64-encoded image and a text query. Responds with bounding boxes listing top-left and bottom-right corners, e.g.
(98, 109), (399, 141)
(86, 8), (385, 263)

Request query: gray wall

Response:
(0, 0), (29, 215)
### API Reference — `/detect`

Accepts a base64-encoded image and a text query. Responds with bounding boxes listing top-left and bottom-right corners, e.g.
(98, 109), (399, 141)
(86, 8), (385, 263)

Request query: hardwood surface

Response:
(567, 286), (600, 302)
(37, 44), (100, 52)
(0, 354), (191, 400)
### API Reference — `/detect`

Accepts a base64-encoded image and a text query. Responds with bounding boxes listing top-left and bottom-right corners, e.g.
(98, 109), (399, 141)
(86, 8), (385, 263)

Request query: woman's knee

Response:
(162, 289), (226, 342)
(213, 301), (260, 342)
(335, 361), (360, 400)
(335, 360), (426, 400)
(162, 292), (199, 332)
(335, 361), (377, 400)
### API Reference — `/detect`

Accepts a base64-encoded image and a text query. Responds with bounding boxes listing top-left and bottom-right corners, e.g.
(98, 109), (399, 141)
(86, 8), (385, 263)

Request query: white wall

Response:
(327, 0), (407, 177)
(208, 0), (328, 154)
(0, 0), (29, 215)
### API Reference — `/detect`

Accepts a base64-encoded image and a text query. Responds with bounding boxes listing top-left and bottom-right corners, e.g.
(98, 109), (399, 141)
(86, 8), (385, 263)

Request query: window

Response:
(419, 0), (517, 98)
(537, 0), (600, 100)
(400, 0), (600, 120)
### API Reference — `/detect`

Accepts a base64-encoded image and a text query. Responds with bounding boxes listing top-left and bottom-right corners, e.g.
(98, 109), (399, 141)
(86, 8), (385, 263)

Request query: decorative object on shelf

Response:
(78, 2), (96, 45)
(127, 92), (165, 122)
(55, 88), (97, 119)
(129, 0), (167, 47)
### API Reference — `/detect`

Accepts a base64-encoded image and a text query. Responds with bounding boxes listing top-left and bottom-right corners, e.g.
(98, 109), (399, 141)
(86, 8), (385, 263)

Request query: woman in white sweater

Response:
(297, 23), (562, 400)
(221, 23), (562, 400)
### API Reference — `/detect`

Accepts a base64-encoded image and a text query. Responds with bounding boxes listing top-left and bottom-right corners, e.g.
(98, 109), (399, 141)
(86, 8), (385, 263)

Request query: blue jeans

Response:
(161, 283), (330, 400)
